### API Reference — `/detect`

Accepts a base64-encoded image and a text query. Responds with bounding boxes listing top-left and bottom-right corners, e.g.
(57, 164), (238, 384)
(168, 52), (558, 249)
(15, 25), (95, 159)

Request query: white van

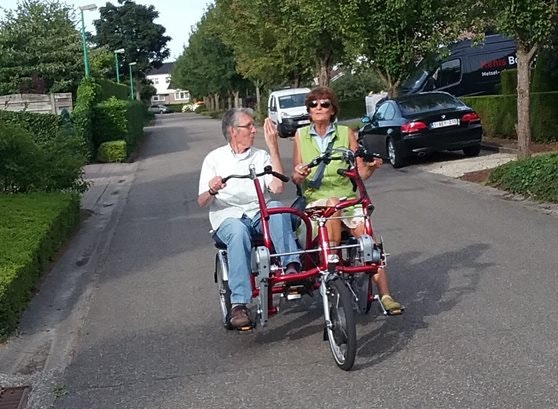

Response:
(268, 88), (311, 138)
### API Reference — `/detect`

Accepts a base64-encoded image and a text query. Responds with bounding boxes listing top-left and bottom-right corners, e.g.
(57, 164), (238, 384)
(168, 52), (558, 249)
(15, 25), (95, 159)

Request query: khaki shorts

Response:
(306, 199), (365, 230)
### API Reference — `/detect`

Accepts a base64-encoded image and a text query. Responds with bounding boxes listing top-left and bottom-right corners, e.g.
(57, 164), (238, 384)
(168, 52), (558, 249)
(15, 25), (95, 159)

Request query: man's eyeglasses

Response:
(236, 122), (255, 129)
(307, 99), (332, 109)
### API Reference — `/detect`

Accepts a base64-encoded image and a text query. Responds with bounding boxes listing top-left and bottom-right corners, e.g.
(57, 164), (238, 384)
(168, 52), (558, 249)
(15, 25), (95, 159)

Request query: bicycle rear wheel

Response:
(325, 278), (357, 370)
(215, 251), (232, 329)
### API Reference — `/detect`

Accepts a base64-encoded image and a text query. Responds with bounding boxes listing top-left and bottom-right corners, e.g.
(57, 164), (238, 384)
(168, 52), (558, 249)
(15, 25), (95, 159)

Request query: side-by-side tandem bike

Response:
(212, 145), (402, 371)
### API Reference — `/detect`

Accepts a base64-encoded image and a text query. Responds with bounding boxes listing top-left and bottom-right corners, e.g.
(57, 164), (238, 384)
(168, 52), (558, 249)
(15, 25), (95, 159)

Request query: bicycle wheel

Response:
(215, 252), (232, 329)
(325, 278), (357, 370)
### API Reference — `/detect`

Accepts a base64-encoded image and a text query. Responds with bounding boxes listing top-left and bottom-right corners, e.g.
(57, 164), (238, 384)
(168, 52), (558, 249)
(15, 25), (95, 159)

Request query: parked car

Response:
(358, 91), (483, 168)
(149, 104), (171, 114)
(268, 87), (311, 138)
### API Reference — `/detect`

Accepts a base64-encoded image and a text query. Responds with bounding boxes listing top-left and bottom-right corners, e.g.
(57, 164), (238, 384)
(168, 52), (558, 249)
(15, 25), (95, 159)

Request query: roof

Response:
(270, 88), (311, 97)
(147, 62), (175, 76)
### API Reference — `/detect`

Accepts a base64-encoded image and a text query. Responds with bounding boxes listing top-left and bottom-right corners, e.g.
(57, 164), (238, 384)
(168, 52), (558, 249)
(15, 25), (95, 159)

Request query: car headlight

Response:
(280, 112), (290, 118)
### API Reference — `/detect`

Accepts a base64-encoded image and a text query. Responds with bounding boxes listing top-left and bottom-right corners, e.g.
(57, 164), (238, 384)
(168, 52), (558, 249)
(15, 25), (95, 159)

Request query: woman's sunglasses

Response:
(307, 99), (332, 109)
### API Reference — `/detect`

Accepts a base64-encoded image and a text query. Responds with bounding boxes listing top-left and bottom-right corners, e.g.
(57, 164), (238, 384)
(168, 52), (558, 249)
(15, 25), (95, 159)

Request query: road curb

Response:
(481, 142), (518, 154)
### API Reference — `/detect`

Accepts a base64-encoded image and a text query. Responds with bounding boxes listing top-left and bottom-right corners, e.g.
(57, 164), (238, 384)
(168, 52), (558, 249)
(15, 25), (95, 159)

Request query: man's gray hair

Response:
(221, 108), (254, 140)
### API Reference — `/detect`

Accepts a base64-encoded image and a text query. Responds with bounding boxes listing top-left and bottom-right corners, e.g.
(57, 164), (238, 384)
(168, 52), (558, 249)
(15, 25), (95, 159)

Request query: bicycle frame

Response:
(239, 151), (385, 325)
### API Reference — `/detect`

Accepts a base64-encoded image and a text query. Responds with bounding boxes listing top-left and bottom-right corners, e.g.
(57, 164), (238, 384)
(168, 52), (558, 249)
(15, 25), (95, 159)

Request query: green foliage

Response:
(97, 78), (130, 101)
(532, 47), (558, 92)
(462, 92), (558, 142)
(72, 78), (100, 159)
(0, 0), (83, 94)
(96, 140), (127, 163)
(0, 121), (87, 193)
(89, 46), (115, 80)
(338, 99), (366, 120)
(339, 0), (469, 95)
(0, 122), (42, 193)
(488, 153), (558, 203)
(0, 110), (61, 145)
(93, 1), (171, 78)
(173, 6), (250, 100)
(0, 192), (80, 340)
(93, 97), (144, 155)
(331, 71), (385, 99)
(500, 69), (518, 95)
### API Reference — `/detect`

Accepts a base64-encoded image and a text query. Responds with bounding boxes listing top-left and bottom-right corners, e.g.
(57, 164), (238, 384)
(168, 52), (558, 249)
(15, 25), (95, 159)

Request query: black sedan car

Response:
(358, 91), (483, 168)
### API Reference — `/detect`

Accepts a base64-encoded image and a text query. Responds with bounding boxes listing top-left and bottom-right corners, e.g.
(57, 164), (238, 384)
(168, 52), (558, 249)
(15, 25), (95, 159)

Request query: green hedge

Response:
(93, 97), (144, 156)
(96, 78), (129, 101)
(488, 153), (558, 203)
(72, 78), (100, 160)
(500, 69), (517, 95)
(338, 98), (366, 120)
(97, 140), (127, 163)
(0, 193), (80, 340)
(0, 110), (61, 145)
(461, 91), (558, 142)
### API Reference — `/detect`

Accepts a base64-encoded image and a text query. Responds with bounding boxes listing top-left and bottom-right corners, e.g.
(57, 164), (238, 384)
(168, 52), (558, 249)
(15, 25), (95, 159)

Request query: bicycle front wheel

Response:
(325, 278), (357, 370)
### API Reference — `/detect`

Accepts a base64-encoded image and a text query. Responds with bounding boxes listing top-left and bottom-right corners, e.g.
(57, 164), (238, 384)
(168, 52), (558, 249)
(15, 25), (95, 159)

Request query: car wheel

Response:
(463, 145), (481, 157)
(387, 137), (405, 168)
(277, 123), (288, 138)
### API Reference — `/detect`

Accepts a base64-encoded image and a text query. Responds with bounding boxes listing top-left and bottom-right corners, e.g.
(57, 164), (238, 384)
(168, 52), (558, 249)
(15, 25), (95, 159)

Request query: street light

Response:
(128, 62), (137, 100)
(114, 48), (125, 83)
(79, 4), (97, 79)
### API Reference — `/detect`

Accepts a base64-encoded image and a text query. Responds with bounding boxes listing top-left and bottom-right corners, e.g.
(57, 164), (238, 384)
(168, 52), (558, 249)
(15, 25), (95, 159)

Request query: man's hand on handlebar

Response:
(209, 176), (226, 194)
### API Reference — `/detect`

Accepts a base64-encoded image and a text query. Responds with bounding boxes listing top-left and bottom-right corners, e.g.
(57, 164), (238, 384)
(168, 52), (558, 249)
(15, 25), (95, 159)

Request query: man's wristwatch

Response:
(208, 188), (218, 196)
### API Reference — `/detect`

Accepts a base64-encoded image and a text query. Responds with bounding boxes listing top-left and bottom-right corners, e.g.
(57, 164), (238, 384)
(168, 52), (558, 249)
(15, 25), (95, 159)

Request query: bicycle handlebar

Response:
(221, 165), (289, 184)
(303, 146), (387, 170)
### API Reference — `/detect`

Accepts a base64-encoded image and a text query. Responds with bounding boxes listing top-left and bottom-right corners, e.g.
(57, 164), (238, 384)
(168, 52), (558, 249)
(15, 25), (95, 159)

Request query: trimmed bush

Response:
(338, 98), (366, 120)
(500, 69), (517, 95)
(96, 78), (129, 101)
(93, 98), (144, 156)
(488, 153), (558, 203)
(0, 122), (43, 193)
(0, 192), (80, 340)
(97, 140), (127, 163)
(0, 110), (61, 145)
(462, 91), (558, 142)
(72, 78), (100, 160)
(0, 122), (87, 193)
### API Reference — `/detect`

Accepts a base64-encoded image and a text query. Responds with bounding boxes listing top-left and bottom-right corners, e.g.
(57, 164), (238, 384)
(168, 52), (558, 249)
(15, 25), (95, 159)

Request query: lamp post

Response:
(114, 48), (125, 83)
(128, 62), (137, 100)
(79, 4), (97, 79)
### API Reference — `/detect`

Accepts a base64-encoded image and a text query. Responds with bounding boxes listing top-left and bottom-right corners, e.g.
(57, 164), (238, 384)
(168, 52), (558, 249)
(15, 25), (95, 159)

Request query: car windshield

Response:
(397, 93), (465, 115)
(399, 54), (439, 92)
(278, 93), (307, 109)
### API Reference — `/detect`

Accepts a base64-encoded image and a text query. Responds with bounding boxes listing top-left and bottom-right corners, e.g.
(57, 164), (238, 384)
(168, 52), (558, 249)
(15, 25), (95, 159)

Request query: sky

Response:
(0, 0), (214, 62)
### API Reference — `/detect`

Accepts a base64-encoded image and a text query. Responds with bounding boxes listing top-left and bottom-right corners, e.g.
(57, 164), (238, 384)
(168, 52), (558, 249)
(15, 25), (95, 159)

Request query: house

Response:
(146, 62), (190, 105)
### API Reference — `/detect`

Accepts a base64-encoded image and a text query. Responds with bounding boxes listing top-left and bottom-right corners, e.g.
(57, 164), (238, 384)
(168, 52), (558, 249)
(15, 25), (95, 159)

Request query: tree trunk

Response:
(318, 54), (332, 87)
(516, 44), (535, 158)
(255, 83), (261, 114)
(214, 93), (220, 111)
(233, 90), (240, 108)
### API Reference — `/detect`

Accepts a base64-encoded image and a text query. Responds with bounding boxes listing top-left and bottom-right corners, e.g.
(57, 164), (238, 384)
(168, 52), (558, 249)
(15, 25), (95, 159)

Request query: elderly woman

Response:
(290, 86), (402, 315)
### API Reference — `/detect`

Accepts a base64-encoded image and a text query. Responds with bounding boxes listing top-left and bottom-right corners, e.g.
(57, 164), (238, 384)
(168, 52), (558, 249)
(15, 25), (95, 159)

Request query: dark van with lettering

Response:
(399, 34), (516, 97)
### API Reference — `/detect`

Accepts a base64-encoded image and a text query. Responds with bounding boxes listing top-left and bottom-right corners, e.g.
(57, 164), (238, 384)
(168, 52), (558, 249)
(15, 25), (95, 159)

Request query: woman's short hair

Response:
(304, 86), (339, 122)
(221, 108), (254, 140)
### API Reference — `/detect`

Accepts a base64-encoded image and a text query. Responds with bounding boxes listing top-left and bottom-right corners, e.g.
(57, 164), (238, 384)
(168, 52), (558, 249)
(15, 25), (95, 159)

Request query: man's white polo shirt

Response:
(198, 144), (273, 231)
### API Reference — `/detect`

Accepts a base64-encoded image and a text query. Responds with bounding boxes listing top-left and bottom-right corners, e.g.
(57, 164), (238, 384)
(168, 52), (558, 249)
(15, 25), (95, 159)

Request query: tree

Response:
(0, 0), (83, 94)
(479, 1), (558, 157)
(173, 5), (251, 110)
(93, 0), (171, 79)
(340, 0), (469, 96)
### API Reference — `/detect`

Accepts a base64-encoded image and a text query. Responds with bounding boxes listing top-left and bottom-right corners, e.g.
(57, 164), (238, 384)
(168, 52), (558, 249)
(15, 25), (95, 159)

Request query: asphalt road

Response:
(3, 112), (557, 408)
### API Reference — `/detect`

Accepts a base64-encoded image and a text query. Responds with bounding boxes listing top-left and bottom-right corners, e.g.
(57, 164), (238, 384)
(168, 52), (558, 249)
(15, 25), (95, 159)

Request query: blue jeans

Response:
(215, 201), (299, 304)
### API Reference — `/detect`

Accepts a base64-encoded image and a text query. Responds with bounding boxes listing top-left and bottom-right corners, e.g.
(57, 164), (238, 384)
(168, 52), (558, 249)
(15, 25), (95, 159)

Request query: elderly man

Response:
(198, 108), (300, 329)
